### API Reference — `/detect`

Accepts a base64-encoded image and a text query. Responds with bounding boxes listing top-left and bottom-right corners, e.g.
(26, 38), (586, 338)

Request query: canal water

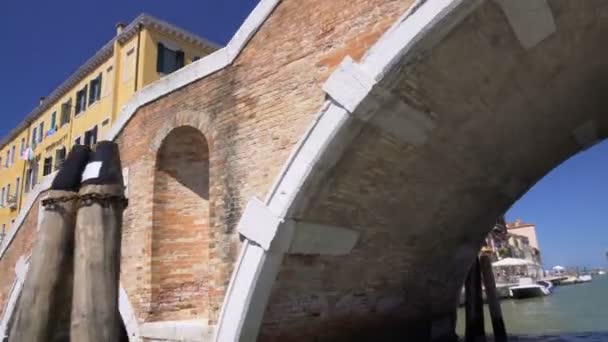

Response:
(456, 274), (608, 341)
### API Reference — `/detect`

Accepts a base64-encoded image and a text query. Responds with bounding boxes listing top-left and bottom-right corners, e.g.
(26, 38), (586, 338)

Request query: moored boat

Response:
(509, 277), (551, 299)
(559, 276), (579, 286)
(578, 274), (592, 283)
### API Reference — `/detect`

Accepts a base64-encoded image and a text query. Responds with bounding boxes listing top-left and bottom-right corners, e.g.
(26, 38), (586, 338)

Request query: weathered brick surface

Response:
(151, 126), (210, 321)
(0, 197), (40, 316)
(114, 0), (411, 329)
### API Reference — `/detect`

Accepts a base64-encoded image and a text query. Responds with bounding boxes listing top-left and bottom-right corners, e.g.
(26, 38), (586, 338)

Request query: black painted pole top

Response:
(51, 145), (91, 192)
(81, 141), (124, 186)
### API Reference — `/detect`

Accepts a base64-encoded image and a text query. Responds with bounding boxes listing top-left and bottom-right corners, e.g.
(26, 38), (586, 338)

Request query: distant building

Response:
(507, 219), (540, 250)
(507, 233), (542, 266)
(483, 217), (544, 282)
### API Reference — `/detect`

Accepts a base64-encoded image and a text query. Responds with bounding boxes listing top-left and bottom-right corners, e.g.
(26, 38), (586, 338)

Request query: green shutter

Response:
(51, 112), (56, 129)
(76, 92), (81, 113)
(82, 85), (88, 111)
(97, 73), (102, 100)
(89, 81), (95, 105)
(157, 43), (165, 72)
(176, 51), (185, 70)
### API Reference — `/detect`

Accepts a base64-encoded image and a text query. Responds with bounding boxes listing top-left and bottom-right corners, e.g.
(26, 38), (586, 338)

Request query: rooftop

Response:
(506, 218), (535, 230)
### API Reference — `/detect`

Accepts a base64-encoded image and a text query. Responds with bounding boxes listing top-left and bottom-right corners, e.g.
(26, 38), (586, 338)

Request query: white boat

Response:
(509, 277), (551, 299)
(598, 270), (606, 275)
(560, 276), (579, 285)
(578, 274), (592, 283)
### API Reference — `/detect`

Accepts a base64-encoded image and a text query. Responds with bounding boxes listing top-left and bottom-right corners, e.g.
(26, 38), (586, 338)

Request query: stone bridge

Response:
(1, 0), (607, 341)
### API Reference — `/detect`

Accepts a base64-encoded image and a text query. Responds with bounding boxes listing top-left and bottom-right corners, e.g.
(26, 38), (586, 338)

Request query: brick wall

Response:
(0, 197), (40, 317)
(151, 126), (210, 321)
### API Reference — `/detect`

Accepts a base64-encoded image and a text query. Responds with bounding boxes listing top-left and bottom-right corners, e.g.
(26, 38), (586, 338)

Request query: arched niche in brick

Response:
(151, 125), (210, 321)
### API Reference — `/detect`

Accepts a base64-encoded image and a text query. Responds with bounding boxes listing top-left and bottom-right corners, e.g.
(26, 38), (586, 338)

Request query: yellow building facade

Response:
(0, 14), (217, 239)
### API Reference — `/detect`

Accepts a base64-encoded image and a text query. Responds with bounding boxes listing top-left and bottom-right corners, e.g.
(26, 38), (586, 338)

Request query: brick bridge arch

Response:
(116, 111), (222, 340)
(217, 1), (608, 341)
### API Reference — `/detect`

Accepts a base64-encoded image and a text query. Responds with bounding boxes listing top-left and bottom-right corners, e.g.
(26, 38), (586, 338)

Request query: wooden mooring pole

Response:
(70, 142), (126, 342)
(465, 257), (486, 342)
(9, 146), (91, 342)
(480, 254), (507, 342)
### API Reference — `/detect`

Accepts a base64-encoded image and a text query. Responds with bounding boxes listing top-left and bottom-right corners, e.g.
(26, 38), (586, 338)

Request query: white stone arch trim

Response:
(0, 255), (29, 340)
(213, 0), (484, 341)
(119, 285), (141, 342)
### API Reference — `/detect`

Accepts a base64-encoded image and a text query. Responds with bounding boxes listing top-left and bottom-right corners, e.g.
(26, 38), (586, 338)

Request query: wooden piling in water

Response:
(480, 254), (507, 342)
(70, 142), (126, 342)
(465, 257), (486, 342)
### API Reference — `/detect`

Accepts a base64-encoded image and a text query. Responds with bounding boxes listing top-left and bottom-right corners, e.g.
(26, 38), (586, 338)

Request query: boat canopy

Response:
(492, 257), (535, 267)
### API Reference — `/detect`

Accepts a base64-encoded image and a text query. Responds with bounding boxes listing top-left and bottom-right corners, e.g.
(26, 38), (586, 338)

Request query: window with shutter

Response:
(89, 80), (96, 105)
(38, 122), (44, 143)
(157, 42), (185, 75)
(60, 100), (72, 126)
(31, 127), (37, 147)
(88, 74), (102, 105)
(176, 50), (185, 69)
(24, 169), (32, 193)
(84, 126), (98, 147)
(96, 74), (102, 100)
(31, 156), (39, 186)
(55, 147), (67, 170)
(76, 86), (88, 114)
(156, 43), (165, 73)
(43, 157), (53, 176)
(51, 112), (57, 129)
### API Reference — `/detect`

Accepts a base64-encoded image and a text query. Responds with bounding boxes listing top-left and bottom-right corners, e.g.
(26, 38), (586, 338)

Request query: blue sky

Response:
(507, 141), (608, 269)
(1, 1), (606, 269)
